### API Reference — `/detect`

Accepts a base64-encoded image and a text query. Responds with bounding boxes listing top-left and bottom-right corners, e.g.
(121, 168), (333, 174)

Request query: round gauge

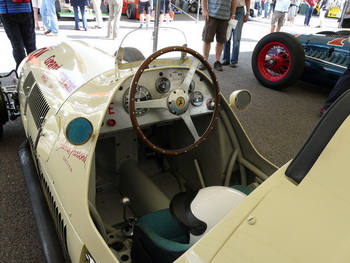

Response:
(188, 80), (195, 93)
(156, 77), (171, 93)
(124, 86), (152, 116)
(190, 91), (204, 107)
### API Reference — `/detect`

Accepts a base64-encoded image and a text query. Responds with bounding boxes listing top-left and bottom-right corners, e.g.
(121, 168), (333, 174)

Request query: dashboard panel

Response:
(100, 67), (216, 135)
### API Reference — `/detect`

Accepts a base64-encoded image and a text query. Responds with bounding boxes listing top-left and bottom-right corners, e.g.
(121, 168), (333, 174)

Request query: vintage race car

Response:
(252, 31), (350, 90)
(2, 27), (350, 263)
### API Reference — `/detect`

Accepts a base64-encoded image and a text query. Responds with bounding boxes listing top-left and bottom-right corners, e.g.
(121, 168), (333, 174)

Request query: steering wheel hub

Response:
(168, 89), (190, 115)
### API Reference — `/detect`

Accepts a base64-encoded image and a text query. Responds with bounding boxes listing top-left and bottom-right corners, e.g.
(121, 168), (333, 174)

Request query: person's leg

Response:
(80, 5), (88, 29)
(231, 8), (244, 64)
(73, 6), (80, 28)
(203, 42), (211, 60)
(222, 33), (232, 63)
(93, 0), (103, 27)
(33, 7), (40, 29)
(1, 14), (27, 69)
(304, 7), (309, 25)
(112, 0), (122, 38)
(41, 0), (50, 32)
(145, 2), (151, 26)
(215, 42), (224, 62)
(107, 2), (115, 37)
(20, 13), (37, 55)
(46, 0), (59, 33)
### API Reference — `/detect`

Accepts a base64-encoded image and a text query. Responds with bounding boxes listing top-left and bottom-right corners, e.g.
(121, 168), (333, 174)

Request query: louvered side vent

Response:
(306, 48), (349, 67)
(39, 172), (68, 251)
(28, 84), (50, 129)
(23, 71), (35, 96)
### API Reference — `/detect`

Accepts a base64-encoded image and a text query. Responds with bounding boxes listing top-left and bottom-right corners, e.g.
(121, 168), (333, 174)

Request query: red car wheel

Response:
(252, 32), (305, 90)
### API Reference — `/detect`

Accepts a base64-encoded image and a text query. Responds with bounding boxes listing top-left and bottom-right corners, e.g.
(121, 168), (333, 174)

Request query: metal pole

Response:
(153, 0), (161, 52)
(196, 0), (201, 22)
(338, 0), (349, 28)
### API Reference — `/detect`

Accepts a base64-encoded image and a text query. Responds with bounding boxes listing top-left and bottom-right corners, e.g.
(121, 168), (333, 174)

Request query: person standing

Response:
(92, 0), (104, 28)
(70, 0), (89, 30)
(222, 0), (250, 68)
(287, 0), (298, 25)
(199, 0), (237, 71)
(304, 0), (316, 26)
(0, 0), (37, 69)
(316, 0), (328, 27)
(159, 0), (171, 24)
(104, 0), (122, 39)
(270, 0), (290, 32)
(138, 0), (151, 28)
(41, 0), (59, 35)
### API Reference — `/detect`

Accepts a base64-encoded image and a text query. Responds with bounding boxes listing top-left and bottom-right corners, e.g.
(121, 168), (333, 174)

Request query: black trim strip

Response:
(285, 90), (350, 184)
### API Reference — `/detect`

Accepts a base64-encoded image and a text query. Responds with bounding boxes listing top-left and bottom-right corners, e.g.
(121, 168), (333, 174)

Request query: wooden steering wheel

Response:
(129, 46), (221, 155)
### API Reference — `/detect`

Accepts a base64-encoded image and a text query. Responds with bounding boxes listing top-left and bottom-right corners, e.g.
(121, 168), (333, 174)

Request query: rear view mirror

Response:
(229, 90), (251, 111)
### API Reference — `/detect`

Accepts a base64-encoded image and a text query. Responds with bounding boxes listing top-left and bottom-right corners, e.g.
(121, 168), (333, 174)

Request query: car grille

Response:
(28, 84), (50, 129)
(22, 71), (35, 96)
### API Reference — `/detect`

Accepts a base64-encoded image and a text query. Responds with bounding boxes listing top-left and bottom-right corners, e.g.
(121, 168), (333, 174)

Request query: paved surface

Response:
(0, 12), (341, 262)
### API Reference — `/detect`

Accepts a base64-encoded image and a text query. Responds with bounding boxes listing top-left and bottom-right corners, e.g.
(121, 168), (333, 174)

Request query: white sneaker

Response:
(47, 32), (58, 36)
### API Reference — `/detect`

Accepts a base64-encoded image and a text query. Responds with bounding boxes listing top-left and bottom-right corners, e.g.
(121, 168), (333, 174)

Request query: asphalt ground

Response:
(0, 12), (340, 262)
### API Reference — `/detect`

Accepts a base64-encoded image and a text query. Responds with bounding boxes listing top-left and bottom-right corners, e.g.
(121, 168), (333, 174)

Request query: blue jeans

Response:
(223, 7), (245, 64)
(304, 6), (314, 25)
(73, 5), (88, 29)
(0, 13), (36, 69)
(264, 2), (270, 18)
(41, 0), (59, 33)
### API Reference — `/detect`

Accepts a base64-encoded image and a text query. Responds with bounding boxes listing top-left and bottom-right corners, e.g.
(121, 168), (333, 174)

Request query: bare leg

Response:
(276, 26), (281, 32)
(33, 7), (40, 30)
(140, 13), (144, 27)
(203, 42), (211, 60)
(215, 42), (224, 62)
(270, 25), (276, 33)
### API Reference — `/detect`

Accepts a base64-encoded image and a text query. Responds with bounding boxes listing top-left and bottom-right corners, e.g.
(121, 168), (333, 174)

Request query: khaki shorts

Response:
(202, 17), (229, 43)
(271, 11), (286, 27)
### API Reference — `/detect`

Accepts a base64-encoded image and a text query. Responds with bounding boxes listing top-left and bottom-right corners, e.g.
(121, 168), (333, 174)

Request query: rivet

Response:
(247, 216), (256, 225)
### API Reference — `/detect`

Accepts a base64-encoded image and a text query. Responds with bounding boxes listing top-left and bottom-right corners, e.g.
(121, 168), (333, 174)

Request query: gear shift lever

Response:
(121, 197), (135, 236)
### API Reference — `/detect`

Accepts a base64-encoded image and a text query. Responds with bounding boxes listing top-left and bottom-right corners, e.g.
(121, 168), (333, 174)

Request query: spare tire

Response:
(252, 32), (305, 90)
(126, 3), (136, 19)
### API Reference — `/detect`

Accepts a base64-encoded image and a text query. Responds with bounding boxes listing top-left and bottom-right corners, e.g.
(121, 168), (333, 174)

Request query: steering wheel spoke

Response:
(179, 57), (200, 91)
(135, 97), (168, 110)
(179, 111), (200, 142)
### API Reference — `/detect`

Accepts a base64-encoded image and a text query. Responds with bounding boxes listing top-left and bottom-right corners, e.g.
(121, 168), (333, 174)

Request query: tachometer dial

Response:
(156, 77), (171, 93)
(124, 86), (152, 116)
(190, 91), (203, 107)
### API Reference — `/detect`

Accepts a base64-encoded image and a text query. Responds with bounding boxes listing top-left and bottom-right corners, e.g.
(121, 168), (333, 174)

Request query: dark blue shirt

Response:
(0, 0), (32, 14)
